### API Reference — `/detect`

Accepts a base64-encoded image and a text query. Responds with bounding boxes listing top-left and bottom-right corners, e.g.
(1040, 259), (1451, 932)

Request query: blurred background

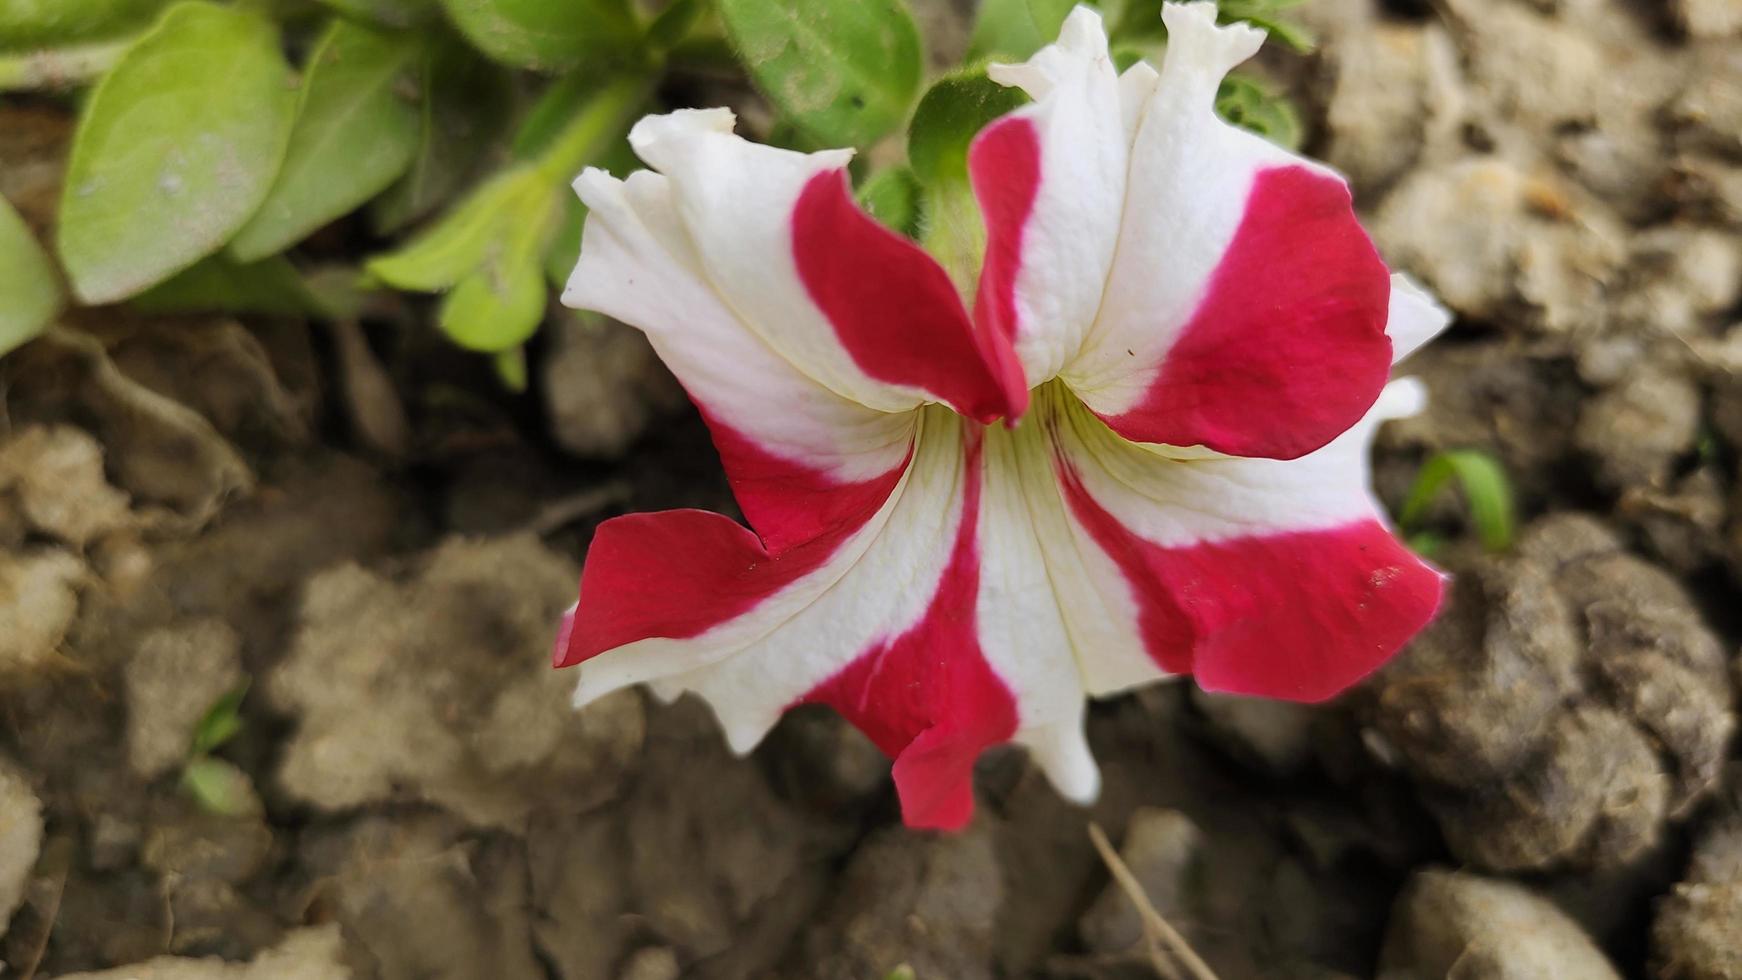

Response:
(1, 0), (1739, 977)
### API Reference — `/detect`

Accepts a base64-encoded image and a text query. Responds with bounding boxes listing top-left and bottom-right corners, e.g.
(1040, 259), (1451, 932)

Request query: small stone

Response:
(1609, 227), (1742, 337)
(1652, 802), (1742, 980)
(1371, 159), (1623, 333)
(141, 807), (273, 885)
(1369, 569), (1577, 790)
(1427, 707), (1669, 871)
(618, 947), (681, 980)
(298, 814), (545, 980)
(1079, 809), (1206, 954)
(0, 759), (43, 941)
(1447, 0), (1603, 128)
(270, 535), (643, 827)
(1576, 365), (1702, 491)
(1671, 48), (1742, 156)
(1380, 869), (1621, 979)
(1675, 0), (1742, 35)
(124, 620), (245, 779)
(798, 823), (1003, 980)
(0, 548), (85, 676)
(542, 314), (684, 459)
(0, 425), (131, 549)
(1321, 24), (1441, 192)
(1367, 516), (1730, 873)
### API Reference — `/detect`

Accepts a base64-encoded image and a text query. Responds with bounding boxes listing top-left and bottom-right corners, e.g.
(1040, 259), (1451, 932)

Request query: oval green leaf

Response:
(438, 192), (556, 352)
(0, 195), (62, 356)
(437, 0), (640, 71)
(131, 254), (318, 316)
(0, 0), (170, 49)
(230, 19), (423, 261)
(908, 66), (1028, 188)
(720, 0), (922, 149)
(57, 1), (296, 303)
(968, 0), (1051, 61)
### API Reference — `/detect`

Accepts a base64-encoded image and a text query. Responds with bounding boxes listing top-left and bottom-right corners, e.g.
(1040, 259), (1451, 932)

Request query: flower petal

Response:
(559, 409), (1025, 829)
(971, 6), (1127, 388)
(1386, 272), (1453, 365)
(564, 166), (916, 552)
(618, 108), (1023, 422)
(1062, 2), (1396, 461)
(1039, 380), (1444, 702)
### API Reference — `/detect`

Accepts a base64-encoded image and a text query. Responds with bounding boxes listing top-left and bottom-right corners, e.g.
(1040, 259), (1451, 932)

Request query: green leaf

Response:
(513, 72), (649, 178)
(372, 37), (513, 233)
(512, 72), (602, 160)
(969, 0), (1081, 60)
(0, 195), (63, 356)
(189, 678), (249, 757)
(1110, 43), (1150, 72)
(366, 166), (536, 291)
(301, 265), (378, 320)
(907, 66), (1028, 188)
(1109, 0), (1167, 42)
(1215, 0), (1313, 52)
(230, 19), (423, 261)
(664, 33), (738, 74)
(1406, 530), (1444, 559)
(132, 254), (319, 316)
(857, 165), (921, 236)
(437, 191), (556, 351)
(1026, 0), (1077, 40)
(0, 0), (171, 49)
(1215, 74), (1301, 151)
(1399, 449), (1517, 553)
(437, 0), (641, 71)
(968, 0), (1045, 60)
(181, 757), (254, 816)
(720, 0), (923, 149)
(57, 1), (297, 303)
(493, 346), (527, 392)
(314, 0), (439, 30)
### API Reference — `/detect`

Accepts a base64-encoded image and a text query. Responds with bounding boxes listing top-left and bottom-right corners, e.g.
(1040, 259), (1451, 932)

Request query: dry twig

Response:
(1087, 822), (1219, 980)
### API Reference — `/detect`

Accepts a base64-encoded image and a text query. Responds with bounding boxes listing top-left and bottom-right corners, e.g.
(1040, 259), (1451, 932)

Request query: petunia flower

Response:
(554, 2), (1450, 830)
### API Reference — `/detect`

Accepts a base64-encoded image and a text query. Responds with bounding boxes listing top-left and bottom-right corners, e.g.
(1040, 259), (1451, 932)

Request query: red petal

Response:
(1100, 165), (1393, 460)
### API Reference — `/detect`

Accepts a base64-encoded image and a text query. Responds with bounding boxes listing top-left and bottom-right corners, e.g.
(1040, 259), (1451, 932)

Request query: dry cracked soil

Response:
(3, 0), (1742, 977)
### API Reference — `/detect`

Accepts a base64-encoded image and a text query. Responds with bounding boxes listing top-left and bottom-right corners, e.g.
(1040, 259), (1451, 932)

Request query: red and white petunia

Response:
(555, 2), (1450, 830)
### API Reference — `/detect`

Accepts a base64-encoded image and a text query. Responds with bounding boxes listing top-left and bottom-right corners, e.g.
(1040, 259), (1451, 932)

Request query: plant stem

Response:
(0, 38), (132, 91)
(533, 74), (655, 184)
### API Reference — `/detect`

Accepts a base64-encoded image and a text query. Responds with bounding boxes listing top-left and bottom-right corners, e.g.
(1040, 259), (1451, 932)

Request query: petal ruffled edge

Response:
(1062, 2), (1397, 461)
